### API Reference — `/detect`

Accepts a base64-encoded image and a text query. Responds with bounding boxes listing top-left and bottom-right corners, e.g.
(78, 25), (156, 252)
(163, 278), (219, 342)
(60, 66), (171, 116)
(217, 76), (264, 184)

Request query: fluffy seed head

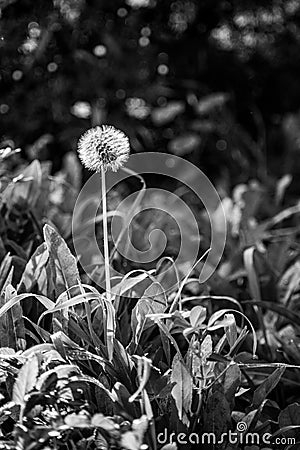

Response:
(77, 125), (130, 172)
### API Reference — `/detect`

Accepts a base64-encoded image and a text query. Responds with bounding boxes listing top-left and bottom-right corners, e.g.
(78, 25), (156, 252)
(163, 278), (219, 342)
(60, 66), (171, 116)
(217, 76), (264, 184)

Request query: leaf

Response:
(43, 224), (80, 332)
(0, 292), (54, 320)
(36, 364), (81, 391)
(43, 224), (79, 295)
(196, 335), (214, 380)
(95, 431), (109, 450)
(278, 403), (300, 439)
(0, 253), (13, 294)
(2, 160), (42, 208)
(208, 315), (236, 331)
(12, 356), (39, 408)
(224, 313), (238, 348)
(251, 367), (285, 409)
(129, 356), (152, 403)
(191, 336), (213, 379)
(171, 354), (192, 426)
(103, 297), (116, 362)
(112, 272), (150, 297)
(22, 343), (57, 357)
(113, 339), (134, 388)
(243, 246), (261, 301)
(17, 243), (49, 295)
(189, 305), (206, 328)
(202, 387), (231, 440)
(131, 282), (167, 345)
(5, 284), (26, 351)
(0, 266), (14, 348)
(0, 238), (6, 262)
(223, 363), (241, 403)
(278, 260), (300, 307)
(201, 335), (213, 362)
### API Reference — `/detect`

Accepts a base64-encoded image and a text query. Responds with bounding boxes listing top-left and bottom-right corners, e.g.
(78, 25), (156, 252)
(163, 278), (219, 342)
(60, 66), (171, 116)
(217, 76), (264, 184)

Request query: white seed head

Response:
(77, 125), (130, 172)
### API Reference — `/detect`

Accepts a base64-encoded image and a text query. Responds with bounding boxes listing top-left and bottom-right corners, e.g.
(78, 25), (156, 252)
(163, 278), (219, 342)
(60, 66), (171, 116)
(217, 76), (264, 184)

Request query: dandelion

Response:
(77, 125), (130, 362)
(77, 125), (130, 173)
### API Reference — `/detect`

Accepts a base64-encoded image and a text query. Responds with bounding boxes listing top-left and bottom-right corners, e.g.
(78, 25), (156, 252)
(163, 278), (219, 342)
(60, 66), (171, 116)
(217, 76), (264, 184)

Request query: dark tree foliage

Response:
(1, 0), (300, 180)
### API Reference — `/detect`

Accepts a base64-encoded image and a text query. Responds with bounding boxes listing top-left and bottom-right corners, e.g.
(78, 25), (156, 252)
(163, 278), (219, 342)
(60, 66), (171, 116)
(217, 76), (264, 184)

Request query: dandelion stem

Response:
(101, 166), (111, 302)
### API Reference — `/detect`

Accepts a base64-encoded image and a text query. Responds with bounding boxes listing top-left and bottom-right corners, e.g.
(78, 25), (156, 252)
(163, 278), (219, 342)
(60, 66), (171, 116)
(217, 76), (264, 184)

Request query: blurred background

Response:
(1, 0), (300, 190)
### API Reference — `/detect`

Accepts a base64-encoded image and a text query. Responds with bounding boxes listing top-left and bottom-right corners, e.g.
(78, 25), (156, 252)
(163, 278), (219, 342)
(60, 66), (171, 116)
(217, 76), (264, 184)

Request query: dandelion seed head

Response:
(77, 125), (130, 172)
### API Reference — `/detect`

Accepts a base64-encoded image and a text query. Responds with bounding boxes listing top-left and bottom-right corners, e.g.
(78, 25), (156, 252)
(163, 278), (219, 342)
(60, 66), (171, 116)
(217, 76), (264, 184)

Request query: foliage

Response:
(0, 146), (298, 449)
